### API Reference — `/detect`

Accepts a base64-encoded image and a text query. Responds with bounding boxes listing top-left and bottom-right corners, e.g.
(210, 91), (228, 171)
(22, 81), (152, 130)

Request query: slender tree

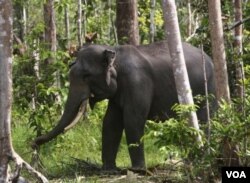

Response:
(162, 0), (202, 144)
(64, 3), (70, 47)
(43, 0), (61, 99)
(13, 0), (26, 42)
(0, 0), (13, 180)
(116, 0), (139, 45)
(108, 0), (113, 41)
(77, 0), (82, 47)
(233, 0), (245, 104)
(83, 0), (87, 41)
(233, 0), (246, 166)
(187, 0), (192, 37)
(208, 0), (240, 166)
(22, 4), (27, 42)
(150, 0), (156, 43)
(208, 0), (230, 103)
(44, 0), (57, 64)
(0, 0), (48, 182)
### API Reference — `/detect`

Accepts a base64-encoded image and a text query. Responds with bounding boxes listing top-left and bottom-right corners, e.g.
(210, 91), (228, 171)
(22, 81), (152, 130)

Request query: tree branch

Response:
(224, 16), (250, 31)
(9, 151), (48, 183)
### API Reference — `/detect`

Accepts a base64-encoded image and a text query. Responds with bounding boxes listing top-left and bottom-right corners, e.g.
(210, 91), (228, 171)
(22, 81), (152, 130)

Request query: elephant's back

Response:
(137, 41), (215, 121)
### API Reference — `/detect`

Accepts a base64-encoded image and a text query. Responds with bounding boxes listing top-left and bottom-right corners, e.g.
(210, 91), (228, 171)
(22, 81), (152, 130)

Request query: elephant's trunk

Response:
(32, 81), (90, 148)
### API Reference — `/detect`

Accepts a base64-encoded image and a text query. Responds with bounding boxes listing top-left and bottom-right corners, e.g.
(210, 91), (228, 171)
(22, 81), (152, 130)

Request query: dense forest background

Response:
(9, 0), (250, 182)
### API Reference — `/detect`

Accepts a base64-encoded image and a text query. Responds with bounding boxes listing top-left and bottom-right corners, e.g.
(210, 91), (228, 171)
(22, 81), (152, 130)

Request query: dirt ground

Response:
(49, 158), (220, 182)
(50, 159), (194, 183)
(52, 167), (185, 183)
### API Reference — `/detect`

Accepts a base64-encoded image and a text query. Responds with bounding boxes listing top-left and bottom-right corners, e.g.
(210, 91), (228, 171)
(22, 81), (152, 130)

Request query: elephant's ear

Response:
(104, 49), (117, 86)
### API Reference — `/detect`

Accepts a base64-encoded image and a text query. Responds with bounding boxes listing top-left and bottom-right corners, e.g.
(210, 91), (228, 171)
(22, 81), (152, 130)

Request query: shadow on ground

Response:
(48, 158), (189, 183)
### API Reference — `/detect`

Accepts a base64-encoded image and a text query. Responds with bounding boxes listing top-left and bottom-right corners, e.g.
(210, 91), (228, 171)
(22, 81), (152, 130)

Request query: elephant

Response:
(32, 41), (216, 171)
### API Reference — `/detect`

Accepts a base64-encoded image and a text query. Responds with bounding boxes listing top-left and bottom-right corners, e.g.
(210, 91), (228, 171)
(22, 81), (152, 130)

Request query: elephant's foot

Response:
(129, 166), (147, 175)
(101, 165), (122, 175)
(128, 160), (149, 174)
(131, 160), (146, 170)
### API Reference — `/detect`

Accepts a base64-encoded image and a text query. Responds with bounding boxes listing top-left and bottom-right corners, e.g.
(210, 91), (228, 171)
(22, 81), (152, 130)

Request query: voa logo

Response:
(226, 171), (246, 179)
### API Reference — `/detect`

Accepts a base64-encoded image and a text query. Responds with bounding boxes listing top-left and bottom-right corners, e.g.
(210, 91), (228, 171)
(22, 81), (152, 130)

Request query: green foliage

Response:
(145, 104), (203, 159)
(11, 0), (250, 181)
(145, 93), (250, 181)
(138, 0), (165, 44)
(145, 66), (250, 178)
(211, 101), (250, 161)
(13, 48), (70, 135)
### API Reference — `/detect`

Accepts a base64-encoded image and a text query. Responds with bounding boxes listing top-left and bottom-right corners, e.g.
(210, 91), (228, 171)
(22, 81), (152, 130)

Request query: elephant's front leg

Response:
(102, 102), (123, 170)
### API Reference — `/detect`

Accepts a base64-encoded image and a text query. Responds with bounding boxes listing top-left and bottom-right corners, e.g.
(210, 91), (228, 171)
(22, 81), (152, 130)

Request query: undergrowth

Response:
(12, 100), (164, 180)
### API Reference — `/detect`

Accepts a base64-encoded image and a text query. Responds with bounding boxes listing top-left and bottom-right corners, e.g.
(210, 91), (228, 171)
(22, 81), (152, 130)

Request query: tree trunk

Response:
(77, 0), (82, 47)
(64, 4), (70, 48)
(0, 1), (49, 182)
(23, 5), (27, 42)
(162, 0), (202, 144)
(32, 39), (41, 110)
(187, 0), (192, 37)
(108, 0), (112, 40)
(44, 0), (61, 106)
(83, 0), (87, 41)
(150, 0), (156, 43)
(44, 0), (56, 61)
(233, 0), (246, 166)
(233, 0), (245, 105)
(13, 1), (26, 42)
(0, 0), (13, 180)
(208, 0), (230, 103)
(116, 0), (139, 45)
(208, 0), (240, 166)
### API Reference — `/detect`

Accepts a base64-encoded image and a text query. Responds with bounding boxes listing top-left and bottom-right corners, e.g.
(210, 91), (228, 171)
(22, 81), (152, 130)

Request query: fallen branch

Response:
(9, 151), (48, 183)
(224, 16), (250, 31)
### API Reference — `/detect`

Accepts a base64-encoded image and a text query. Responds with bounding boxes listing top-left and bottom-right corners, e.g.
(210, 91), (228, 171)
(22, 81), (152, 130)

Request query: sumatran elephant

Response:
(32, 41), (216, 170)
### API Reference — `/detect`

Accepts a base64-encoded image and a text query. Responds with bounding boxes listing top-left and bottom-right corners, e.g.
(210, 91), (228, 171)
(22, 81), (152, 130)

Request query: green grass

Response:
(12, 101), (165, 181)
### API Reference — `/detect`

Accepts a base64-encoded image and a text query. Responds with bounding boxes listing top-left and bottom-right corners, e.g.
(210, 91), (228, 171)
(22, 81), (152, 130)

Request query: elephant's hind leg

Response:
(123, 105), (149, 170)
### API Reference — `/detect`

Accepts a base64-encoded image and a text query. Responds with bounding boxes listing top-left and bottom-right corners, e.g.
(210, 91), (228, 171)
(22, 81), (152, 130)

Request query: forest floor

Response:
(47, 158), (200, 183)
(50, 166), (184, 183)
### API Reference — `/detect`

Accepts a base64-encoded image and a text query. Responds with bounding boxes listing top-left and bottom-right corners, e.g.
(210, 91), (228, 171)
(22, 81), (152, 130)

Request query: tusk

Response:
(64, 100), (88, 132)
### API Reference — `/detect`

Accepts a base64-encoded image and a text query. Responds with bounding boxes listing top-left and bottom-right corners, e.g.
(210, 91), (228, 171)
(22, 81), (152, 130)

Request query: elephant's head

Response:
(32, 45), (118, 147)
